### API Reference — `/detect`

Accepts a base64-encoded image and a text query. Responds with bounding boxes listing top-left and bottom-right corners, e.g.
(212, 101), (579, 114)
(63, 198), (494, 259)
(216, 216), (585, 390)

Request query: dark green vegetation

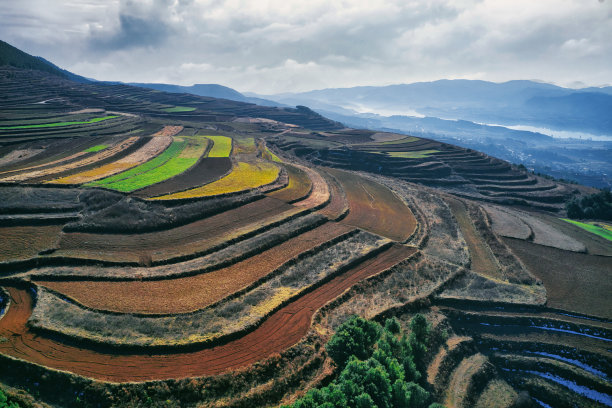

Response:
(0, 389), (20, 408)
(566, 188), (612, 221)
(285, 315), (440, 408)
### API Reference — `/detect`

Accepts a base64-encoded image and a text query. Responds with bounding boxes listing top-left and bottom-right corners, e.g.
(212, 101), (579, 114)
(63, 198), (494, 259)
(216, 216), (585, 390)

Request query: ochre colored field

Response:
(152, 125), (184, 137)
(267, 164), (312, 203)
(0, 245), (414, 382)
(205, 136), (232, 157)
(96, 136), (208, 192)
(0, 225), (63, 262)
(0, 115), (118, 130)
(153, 161), (279, 199)
(0, 137), (140, 183)
(317, 170), (349, 220)
(48, 136), (173, 184)
(37, 223), (354, 314)
(326, 168), (416, 241)
(54, 197), (296, 263)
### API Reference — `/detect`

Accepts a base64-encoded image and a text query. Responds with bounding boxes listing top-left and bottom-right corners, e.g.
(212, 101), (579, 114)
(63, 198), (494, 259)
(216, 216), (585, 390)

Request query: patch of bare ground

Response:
(483, 204), (532, 240)
(151, 125), (183, 137)
(514, 209), (587, 252)
(0, 225), (63, 262)
(538, 214), (612, 257)
(445, 196), (502, 279)
(503, 237), (612, 319)
(36, 222), (354, 314)
(290, 164), (329, 210)
(325, 167), (417, 241)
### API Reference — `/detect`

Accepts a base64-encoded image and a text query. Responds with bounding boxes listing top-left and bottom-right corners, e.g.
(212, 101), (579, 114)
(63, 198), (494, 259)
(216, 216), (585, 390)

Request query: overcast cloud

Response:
(1, 0), (610, 93)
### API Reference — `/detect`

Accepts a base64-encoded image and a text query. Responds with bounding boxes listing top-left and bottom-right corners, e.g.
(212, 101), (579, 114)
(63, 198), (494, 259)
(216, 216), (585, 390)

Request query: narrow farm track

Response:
(36, 222), (355, 314)
(325, 168), (416, 241)
(0, 244), (415, 382)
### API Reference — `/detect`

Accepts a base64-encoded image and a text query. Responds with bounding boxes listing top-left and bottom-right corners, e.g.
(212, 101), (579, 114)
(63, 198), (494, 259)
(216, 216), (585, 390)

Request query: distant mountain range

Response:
(253, 80), (612, 136)
(126, 82), (284, 107)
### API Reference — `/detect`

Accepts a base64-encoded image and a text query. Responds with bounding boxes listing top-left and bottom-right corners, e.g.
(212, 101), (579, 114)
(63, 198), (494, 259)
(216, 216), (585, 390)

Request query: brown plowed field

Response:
(325, 168), (416, 241)
(446, 197), (501, 279)
(0, 244), (415, 382)
(267, 164), (312, 203)
(133, 157), (232, 198)
(36, 222), (354, 314)
(503, 237), (612, 319)
(0, 224), (63, 262)
(292, 165), (329, 210)
(55, 197), (296, 263)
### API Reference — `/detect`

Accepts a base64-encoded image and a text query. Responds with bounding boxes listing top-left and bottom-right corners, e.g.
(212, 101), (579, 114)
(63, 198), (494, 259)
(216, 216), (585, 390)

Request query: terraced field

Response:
(0, 62), (610, 408)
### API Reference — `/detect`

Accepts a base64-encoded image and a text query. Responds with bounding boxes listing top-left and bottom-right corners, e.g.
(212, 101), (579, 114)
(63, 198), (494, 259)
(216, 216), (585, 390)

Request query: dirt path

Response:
(446, 198), (501, 279)
(325, 168), (416, 242)
(0, 245), (414, 382)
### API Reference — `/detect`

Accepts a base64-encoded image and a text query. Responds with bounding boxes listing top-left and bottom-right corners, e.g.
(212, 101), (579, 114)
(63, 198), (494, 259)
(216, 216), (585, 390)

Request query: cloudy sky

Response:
(1, 0), (610, 94)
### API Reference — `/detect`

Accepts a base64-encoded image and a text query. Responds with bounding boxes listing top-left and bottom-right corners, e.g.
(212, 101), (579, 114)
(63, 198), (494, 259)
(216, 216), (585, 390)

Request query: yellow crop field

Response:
(204, 136), (232, 157)
(152, 161), (279, 199)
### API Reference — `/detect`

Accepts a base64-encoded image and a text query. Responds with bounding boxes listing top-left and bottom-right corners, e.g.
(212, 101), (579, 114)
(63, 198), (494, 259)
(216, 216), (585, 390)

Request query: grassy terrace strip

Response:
(49, 136), (173, 184)
(204, 135), (232, 157)
(386, 149), (440, 158)
(89, 136), (208, 192)
(163, 106), (195, 112)
(84, 144), (108, 153)
(86, 138), (186, 186)
(561, 219), (612, 241)
(28, 231), (388, 347)
(153, 161), (280, 199)
(0, 115), (118, 129)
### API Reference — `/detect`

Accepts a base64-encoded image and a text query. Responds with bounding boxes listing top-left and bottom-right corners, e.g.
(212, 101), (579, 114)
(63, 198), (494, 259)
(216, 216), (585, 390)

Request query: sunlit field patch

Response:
(88, 136), (208, 192)
(561, 219), (612, 241)
(204, 135), (232, 157)
(162, 106), (195, 113)
(153, 161), (279, 199)
(0, 115), (118, 129)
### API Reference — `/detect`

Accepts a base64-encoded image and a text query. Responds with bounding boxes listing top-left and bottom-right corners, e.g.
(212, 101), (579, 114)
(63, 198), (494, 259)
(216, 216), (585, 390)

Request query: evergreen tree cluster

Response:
(285, 314), (444, 408)
(566, 188), (612, 220)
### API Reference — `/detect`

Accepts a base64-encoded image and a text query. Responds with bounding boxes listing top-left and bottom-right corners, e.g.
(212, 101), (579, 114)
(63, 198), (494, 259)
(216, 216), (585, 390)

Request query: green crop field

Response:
(96, 137), (208, 192)
(0, 115), (118, 129)
(561, 219), (612, 241)
(205, 136), (232, 157)
(385, 149), (439, 158)
(86, 139), (186, 187)
(84, 144), (109, 153)
(163, 106), (196, 113)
